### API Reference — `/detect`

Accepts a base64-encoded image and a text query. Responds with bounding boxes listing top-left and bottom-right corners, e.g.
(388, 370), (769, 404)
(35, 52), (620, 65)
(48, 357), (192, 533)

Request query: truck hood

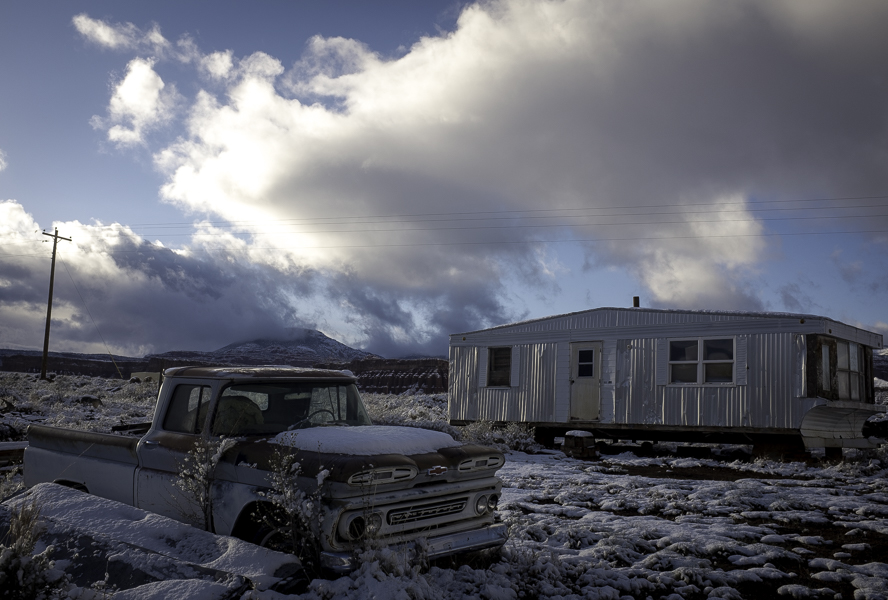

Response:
(221, 426), (503, 487)
(269, 425), (462, 456)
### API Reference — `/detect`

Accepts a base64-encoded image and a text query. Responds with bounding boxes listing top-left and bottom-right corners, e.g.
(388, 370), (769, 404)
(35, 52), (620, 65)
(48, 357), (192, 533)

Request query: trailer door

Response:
(570, 342), (601, 421)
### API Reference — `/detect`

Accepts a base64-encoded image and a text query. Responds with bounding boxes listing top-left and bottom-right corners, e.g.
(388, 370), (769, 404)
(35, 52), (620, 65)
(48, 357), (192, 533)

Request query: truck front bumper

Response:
(320, 522), (509, 574)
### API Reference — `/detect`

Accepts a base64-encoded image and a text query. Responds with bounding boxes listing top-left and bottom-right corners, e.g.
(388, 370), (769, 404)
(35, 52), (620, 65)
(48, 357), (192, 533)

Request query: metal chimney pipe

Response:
(632, 296), (640, 308)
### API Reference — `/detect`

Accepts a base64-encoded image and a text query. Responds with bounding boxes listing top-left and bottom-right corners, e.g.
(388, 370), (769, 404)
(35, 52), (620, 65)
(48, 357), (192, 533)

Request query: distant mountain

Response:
(148, 328), (378, 367)
(0, 329), (378, 377)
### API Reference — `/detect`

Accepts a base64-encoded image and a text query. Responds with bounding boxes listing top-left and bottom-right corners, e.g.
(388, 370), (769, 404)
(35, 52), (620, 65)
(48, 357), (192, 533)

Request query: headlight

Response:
(366, 512), (383, 535)
(487, 494), (499, 511)
(475, 494), (489, 515)
(346, 512), (383, 539)
(347, 515), (366, 539)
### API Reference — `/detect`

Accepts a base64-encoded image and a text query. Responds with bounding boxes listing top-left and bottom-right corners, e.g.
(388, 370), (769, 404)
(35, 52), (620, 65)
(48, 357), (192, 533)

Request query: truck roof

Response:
(161, 365), (356, 381)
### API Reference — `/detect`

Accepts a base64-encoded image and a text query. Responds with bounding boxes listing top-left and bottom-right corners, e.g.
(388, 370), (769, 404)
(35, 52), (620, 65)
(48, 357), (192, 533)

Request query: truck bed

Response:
(25, 424), (139, 505)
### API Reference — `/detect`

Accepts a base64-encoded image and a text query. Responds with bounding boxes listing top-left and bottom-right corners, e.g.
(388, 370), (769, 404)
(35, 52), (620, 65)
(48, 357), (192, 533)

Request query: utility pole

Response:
(41, 228), (71, 380)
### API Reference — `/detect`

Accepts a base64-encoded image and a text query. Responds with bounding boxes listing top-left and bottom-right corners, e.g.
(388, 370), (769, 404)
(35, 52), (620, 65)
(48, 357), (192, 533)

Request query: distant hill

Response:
(0, 328), (378, 377)
(149, 328), (378, 366)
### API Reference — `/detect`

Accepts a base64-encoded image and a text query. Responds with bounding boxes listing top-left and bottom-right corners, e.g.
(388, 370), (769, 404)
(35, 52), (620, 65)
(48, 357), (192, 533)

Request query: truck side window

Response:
(163, 385), (212, 434)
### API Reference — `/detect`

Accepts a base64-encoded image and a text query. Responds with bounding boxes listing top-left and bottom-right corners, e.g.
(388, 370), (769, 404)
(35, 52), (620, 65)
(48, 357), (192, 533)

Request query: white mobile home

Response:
(448, 308), (885, 449)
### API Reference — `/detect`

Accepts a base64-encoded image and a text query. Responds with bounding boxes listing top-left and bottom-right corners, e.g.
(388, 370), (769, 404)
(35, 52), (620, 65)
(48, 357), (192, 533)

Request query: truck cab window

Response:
(211, 382), (371, 436)
(163, 385), (211, 434)
(213, 394), (265, 436)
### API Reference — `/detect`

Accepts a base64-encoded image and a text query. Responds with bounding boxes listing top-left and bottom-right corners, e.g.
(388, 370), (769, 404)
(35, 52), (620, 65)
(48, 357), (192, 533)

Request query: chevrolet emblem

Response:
(427, 466), (448, 476)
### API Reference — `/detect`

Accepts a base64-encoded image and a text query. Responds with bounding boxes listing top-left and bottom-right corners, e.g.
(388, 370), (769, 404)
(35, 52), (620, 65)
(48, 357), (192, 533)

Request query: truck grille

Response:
(387, 498), (468, 525)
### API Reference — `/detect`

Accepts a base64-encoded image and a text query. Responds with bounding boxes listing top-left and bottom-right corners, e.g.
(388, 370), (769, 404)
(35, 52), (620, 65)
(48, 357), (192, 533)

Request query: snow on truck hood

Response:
(270, 425), (461, 456)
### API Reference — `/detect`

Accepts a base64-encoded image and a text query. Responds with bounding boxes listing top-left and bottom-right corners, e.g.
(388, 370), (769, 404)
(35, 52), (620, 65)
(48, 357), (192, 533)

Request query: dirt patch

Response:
(617, 464), (808, 482)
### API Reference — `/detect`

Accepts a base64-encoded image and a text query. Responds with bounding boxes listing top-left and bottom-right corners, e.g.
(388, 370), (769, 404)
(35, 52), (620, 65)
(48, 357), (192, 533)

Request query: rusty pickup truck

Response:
(24, 366), (507, 572)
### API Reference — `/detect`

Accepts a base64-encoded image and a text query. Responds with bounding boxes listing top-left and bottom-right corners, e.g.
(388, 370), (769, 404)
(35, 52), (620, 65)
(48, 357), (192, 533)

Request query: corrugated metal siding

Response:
(474, 343), (558, 422)
(448, 346), (479, 421)
(615, 338), (659, 425)
(600, 340), (617, 422)
(612, 332), (807, 429)
(554, 342), (571, 421)
(518, 343), (557, 421)
(746, 332), (795, 428)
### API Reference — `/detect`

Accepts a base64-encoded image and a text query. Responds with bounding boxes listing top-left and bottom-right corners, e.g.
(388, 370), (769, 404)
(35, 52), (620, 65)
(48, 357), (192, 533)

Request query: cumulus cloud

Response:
(200, 51), (235, 80)
(73, 13), (170, 55)
(91, 58), (179, 146)
(59, 0), (888, 354)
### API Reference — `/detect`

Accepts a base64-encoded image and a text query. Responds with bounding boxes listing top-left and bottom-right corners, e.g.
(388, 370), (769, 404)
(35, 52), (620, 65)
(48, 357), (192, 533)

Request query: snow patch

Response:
(271, 425), (461, 455)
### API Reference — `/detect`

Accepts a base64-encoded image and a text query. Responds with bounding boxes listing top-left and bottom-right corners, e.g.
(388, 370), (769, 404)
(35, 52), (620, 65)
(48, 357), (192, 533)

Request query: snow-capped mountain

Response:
(148, 328), (378, 366)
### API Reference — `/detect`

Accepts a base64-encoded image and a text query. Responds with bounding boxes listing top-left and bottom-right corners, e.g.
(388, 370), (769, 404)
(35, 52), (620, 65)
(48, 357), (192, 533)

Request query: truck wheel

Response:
(254, 523), (296, 553)
(55, 481), (88, 493)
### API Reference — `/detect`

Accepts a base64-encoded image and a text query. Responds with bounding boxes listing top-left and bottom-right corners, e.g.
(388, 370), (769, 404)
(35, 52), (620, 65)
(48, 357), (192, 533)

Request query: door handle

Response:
(143, 440), (159, 446)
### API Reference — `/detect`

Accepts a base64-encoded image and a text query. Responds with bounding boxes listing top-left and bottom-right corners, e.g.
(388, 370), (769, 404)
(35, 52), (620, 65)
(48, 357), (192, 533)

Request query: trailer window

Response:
(837, 341), (861, 401)
(669, 338), (734, 384)
(806, 335), (873, 402)
(577, 350), (596, 377)
(488, 347), (511, 387)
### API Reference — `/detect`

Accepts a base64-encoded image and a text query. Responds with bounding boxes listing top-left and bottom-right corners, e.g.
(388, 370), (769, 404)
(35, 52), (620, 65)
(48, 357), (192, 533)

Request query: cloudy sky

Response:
(1, 0), (887, 358)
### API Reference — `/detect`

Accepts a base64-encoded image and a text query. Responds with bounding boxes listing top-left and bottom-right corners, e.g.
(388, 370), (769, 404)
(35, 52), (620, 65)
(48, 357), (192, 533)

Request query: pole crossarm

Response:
(41, 228), (72, 380)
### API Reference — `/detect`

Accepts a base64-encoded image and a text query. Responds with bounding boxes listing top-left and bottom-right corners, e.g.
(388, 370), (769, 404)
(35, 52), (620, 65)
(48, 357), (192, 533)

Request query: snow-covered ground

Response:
(2, 373), (888, 599)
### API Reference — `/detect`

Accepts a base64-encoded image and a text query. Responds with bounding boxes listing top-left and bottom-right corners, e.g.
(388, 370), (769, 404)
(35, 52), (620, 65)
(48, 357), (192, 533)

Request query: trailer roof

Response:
(452, 306), (880, 340)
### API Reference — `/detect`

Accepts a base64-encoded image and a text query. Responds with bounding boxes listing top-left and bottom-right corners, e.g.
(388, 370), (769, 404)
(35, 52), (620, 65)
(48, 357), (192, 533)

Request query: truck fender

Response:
(230, 500), (278, 546)
(53, 480), (89, 493)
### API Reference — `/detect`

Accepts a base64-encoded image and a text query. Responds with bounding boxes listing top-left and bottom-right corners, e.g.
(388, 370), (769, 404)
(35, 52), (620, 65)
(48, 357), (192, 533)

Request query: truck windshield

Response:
(211, 382), (372, 437)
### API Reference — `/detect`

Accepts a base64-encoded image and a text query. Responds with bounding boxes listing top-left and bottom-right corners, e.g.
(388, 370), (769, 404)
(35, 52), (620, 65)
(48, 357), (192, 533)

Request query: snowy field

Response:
(2, 372), (888, 599)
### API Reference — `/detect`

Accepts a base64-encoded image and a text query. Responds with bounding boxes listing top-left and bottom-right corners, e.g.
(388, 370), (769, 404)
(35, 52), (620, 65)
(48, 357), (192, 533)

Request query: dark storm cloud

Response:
(64, 238), (319, 353)
(0, 203), (323, 354)
(329, 270), (520, 358)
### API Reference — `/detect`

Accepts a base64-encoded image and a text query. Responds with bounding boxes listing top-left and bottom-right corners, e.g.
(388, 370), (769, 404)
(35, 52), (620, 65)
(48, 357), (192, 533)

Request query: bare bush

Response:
(362, 393), (542, 453)
(1, 465), (23, 500)
(0, 500), (67, 599)
(255, 446), (326, 576)
(460, 421), (542, 454)
(175, 436), (238, 531)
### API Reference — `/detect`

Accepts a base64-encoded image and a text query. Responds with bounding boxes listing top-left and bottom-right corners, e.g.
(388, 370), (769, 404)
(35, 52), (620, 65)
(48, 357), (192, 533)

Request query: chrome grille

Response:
(387, 498), (468, 525)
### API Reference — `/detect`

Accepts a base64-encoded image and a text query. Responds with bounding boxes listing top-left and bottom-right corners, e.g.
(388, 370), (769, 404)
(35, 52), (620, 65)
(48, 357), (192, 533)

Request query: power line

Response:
(75, 193), (888, 232)
(118, 200), (888, 231)
(107, 210), (888, 239)
(12, 204), (883, 243)
(174, 227), (888, 250)
(1, 226), (883, 257)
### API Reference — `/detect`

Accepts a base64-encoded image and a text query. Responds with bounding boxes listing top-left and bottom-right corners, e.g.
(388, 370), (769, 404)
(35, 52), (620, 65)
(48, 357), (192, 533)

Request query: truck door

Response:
(569, 342), (602, 421)
(136, 382), (212, 526)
